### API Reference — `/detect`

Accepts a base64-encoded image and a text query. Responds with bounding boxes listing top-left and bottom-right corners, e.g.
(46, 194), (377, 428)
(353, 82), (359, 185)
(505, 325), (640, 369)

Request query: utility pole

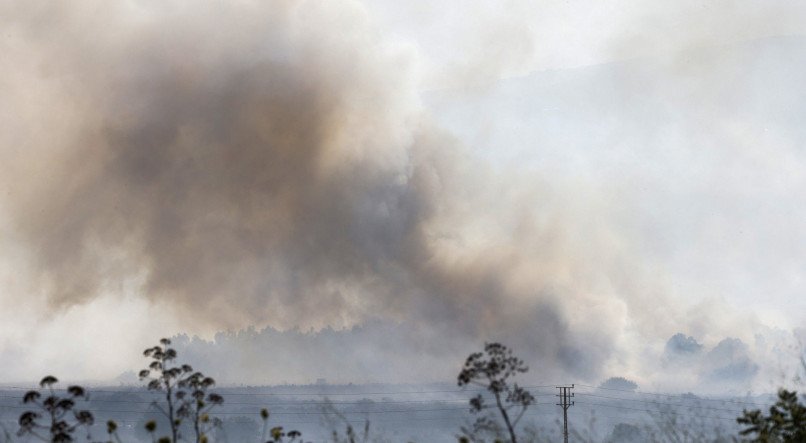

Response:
(556, 384), (574, 443)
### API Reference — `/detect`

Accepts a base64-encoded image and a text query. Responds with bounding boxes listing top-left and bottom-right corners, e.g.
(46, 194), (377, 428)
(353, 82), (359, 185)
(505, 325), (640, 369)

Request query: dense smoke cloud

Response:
(2, 0), (804, 386)
(0, 0), (644, 381)
(3, 1), (428, 328)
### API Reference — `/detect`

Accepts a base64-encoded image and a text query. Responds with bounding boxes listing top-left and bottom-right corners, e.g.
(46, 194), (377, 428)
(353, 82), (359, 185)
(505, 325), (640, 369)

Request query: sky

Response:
(0, 0), (804, 390)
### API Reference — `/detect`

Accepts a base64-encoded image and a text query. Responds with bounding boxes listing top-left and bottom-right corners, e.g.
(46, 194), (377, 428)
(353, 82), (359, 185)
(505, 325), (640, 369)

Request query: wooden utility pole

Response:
(556, 384), (574, 443)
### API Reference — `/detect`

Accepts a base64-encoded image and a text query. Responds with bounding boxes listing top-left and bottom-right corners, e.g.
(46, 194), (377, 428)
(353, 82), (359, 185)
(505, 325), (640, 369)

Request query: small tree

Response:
(458, 343), (535, 443)
(737, 389), (806, 442)
(17, 376), (94, 442)
(139, 338), (195, 442)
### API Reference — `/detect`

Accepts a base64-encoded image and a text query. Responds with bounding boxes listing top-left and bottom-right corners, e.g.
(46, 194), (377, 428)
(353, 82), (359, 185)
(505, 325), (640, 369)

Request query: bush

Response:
(737, 389), (806, 442)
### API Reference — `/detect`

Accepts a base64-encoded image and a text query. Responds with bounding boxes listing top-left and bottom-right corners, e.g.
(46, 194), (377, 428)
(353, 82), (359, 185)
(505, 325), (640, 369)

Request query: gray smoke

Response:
(3, 0), (804, 387)
(665, 334), (704, 357)
(703, 338), (760, 383)
(0, 0), (639, 381)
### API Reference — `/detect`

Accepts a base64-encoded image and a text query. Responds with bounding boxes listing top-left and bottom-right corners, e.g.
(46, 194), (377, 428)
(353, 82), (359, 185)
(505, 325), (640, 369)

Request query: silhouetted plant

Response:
(521, 424), (555, 443)
(176, 371), (223, 443)
(737, 389), (806, 442)
(1, 423), (13, 443)
(143, 419), (159, 443)
(106, 420), (123, 443)
(259, 407), (305, 443)
(266, 427), (302, 443)
(458, 343), (535, 443)
(319, 399), (371, 443)
(17, 375), (94, 442)
(139, 338), (195, 442)
(457, 415), (505, 443)
(260, 408), (270, 443)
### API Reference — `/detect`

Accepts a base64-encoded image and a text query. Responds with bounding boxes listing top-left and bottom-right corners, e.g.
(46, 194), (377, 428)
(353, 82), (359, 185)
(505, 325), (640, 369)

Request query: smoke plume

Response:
(0, 0), (651, 381)
(11, 0), (804, 386)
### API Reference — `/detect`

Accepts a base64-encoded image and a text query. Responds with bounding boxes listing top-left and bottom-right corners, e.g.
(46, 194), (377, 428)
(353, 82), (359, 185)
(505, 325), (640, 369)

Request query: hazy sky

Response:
(0, 0), (804, 388)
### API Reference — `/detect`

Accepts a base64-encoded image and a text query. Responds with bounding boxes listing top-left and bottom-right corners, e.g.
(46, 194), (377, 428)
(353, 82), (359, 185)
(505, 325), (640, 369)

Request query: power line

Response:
(0, 391), (557, 407)
(575, 393), (754, 414)
(573, 400), (740, 422)
(0, 396), (554, 406)
(575, 384), (775, 408)
(2, 383), (772, 408)
(0, 382), (761, 434)
(0, 385), (559, 396)
(0, 401), (559, 415)
(5, 408), (563, 426)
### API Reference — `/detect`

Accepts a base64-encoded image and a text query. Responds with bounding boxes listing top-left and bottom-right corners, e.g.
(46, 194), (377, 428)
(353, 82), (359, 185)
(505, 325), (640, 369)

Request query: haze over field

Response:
(0, 0), (804, 395)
